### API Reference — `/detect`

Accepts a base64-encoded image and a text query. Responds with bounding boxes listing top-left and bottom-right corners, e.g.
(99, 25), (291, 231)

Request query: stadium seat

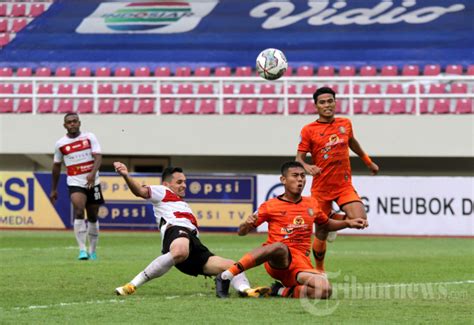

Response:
(198, 99), (217, 114)
(37, 84), (53, 94)
(0, 83), (13, 94)
(364, 84), (381, 94)
(35, 67), (52, 77)
(17, 67), (32, 77)
(389, 99), (408, 114)
(160, 99), (175, 114)
(197, 84), (214, 94)
(223, 84), (234, 94)
(352, 99), (363, 114)
(450, 83), (468, 94)
(402, 64), (419, 76)
(134, 67), (151, 77)
(288, 99), (300, 114)
(445, 64), (463, 75)
(18, 83), (32, 94)
(177, 84), (193, 94)
(10, 4), (26, 17)
(75, 67), (92, 77)
(178, 99), (196, 114)
(77, 84), (93, 94)
(114, 67), (131, 77)
(423, 64), (441, 76)
(259, 84), (276, 94)
(0, 98), (13, 113)
(407, 84), (425, 94)
(283, 66), (293, 77)
(57, 84), (73, 94)
(455, 99), (472, 114)
(28, 4), (46, 17)
(381, 65), (398, 76)
(335, 100), (347, 114)
(11, 18), (27, 32)
(261, 99), (279, 114)
(117, 99), (135, 114)
(302, 100), (315, 115)
(137, 99), (155, 114)
(154, 67), (171, 77)
(285, 84), (297, 94)
(322, 83), (339, 94)
(413, 99), (429, 114)
(386, 84), (403, 94)
(57, 99), (74, 113)
(239, 84), (255, 94)
(240, 99), (257, 114)
(117, 84), (133, 94)
(194, 67), (211, 77)
(214, 66), (231, 77)
(160, 84), (174, 94)
(301, 84), (316, 94)
(317, 65), (335, 77)
(55, 67), (71, 77)
(0, 19), (6, 33)
(223, 99), (236, 114)
(433, 99), (450, 114)
(77, 99), (93, 114)
(38, 99), (54, 113)
(95, 67), (111, 77)
(343, 84), (360, 94)
(360, 65), (377, 76)
(428, 84), (446, 94)
(98, 84), (113, 94)
(137, 84), (154, 94)
(0, 67), (12, 77)
(98, 99), (115, 113)
(367, 99), (385, 114)
(467, 65), (474, 76)
(296, 65), (314, 76)
(175, 66), (191, 77)
(0, 4), (6, 17)
(235, 66), (252, 77)
(339, 65), (356, 77)
(17, 99), (32, 113)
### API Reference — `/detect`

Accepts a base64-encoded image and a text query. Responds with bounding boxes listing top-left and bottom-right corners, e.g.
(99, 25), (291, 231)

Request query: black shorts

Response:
(68, 185), (105, 205)
(161, 226), (214, 277)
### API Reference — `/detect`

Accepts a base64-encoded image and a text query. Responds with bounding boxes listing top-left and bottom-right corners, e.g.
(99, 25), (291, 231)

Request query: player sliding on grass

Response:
(215, 161), (367, 299)
(113, 162), (269, 298)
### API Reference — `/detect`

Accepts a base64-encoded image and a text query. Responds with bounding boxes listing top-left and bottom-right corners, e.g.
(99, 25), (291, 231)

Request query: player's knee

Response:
(170, 246), (189, 264)
(272, 242), (289, 257)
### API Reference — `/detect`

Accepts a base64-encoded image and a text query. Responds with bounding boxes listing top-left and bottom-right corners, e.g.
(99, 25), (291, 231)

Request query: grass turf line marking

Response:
(11, 299), (126, 311)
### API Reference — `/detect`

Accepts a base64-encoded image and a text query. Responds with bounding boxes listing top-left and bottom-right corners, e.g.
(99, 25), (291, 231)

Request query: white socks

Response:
(221, 270), (234, 281)
(74, 219), (87, 251)
(131, 252), (175, 287)
(230, 273), (251, 292)
(88, 221), (99, 254)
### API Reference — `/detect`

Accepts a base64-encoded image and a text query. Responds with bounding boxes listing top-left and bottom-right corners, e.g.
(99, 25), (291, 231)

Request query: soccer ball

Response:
(256, 48), (288, 80)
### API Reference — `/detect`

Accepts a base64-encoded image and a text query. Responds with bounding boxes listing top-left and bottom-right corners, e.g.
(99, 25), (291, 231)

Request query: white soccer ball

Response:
(256, 48), (288, 80)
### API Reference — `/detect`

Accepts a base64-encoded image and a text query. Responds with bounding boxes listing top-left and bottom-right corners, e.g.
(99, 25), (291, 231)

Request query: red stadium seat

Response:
(367, 99), (385, 114)
(467, 65), (474, 76)
(38, 99), (54, 113)
(0, 33), (7, 48)
(428, 84), (446, 94)
(0, 4), (6, 17)
(288, 99), (299, 114)
(450, 83), (467, 94)
(11, 18), (27, 32)
(0, 83), (13, 94)
(114, 67), (131, 77)
(433, 99), (450, 114)
(57, 84), (73, 94)
(178, 99), (196, 114)
(381, 65), (398, 76)
(407, 84), (425, 94)
(239, 84), (255, 94)
(335, 100), (347, 114)
(160, 99), (175, 114)
(223, 99), (236, 114)
(134, 66), (151, 77)
(343, 84), (360, 94)
(198, 99), (216, 114)
(302, 100), (315, 115)
(402, 64), (419, 76)
(235, 66), (252, 77)
(77, 84), (93, 94)
(423, 64), (441, 76)
(155, 67), (171, 77)
(18, 83), (32, 94)
(55, 67), (71, 77)
(117, 84), (133, 94)
(77, 99), (93, 114)
(240, 99), (257, 114)
(260, 84), (275, 94)
(95, 67), (111, 77)
(28, 4), (46, 17)
(296, 65), (313, 76)
(175, 66), (191, 77)
(386, 84), (403, 94)
(98, 99), (115, 113)
(17, 67), (32, 77)
(0, 19), (8, 33)
(261, 99), (279, 114)
(194, 67), (210, 77)
(317, 65), (335, 77)
(35, 67), (52, 77)
(75, 67), (92, 77)
(339, 65), (356, 77)
(37, 84), (53, 94)
(321, 83), (339, 94)
(0, 67), (12, 77)
(223, 84), (234, 94)
(10, 4), (26, 17)
(17, 99), (32, 113)
(137, 84), (154, 94)
(0, 98), (13, 113)
(364, 84), (381, 94)
(301, 84), (316, 94)
(455, 99), (472, 114)
(160, 84), (174, 94)
(285, 84), (297, 94)
(360, 65), (377, 77)
(413, 99), (429, 114)
(177, 84), (193, 94)
(117, 99), (135, 114)
(389, 99), (408, 114)
(445, 64), (463, 75)
(57, 99), (74, 113)
(98, 84), (113, 94)
(197, 84), (214, 94)
(284, 66), (293, 77)
(352, 99), (363, 114)
(137, 99), (155, 114)
(214, 66), (231, 77)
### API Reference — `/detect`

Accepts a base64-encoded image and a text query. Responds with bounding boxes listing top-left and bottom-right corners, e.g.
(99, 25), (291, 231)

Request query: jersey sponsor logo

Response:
(66, 161), (94, 176)
(60, 139), (91, 155)
(325, 134), (344, 147)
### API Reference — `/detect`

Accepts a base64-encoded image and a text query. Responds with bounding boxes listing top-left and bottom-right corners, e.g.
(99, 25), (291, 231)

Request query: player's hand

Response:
(114, 161), (129, 176)
(245, 213), (258, 227)
(49, 190), (58, 205)
(347, 218), (368, 229)
(86, 173), (95, 189)
(305, 164), (322, 176)
(368, 162), (379, 175)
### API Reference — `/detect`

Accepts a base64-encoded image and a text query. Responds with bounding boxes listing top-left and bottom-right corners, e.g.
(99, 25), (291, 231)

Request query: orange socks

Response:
(228, 253), (256, 276)
(312, 238), (326, 272)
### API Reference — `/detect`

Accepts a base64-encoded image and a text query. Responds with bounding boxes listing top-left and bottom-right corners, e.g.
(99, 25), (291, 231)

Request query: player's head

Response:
(63, 113), (81, 136)
(313, 87), (336, 119)
(162, 167), (186, 198)
(280, 161), (306, 196)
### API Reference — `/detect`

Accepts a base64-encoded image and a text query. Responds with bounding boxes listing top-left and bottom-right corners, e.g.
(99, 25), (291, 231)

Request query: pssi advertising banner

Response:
(257, 175), (474, 236)
(0, 172), (255, 231)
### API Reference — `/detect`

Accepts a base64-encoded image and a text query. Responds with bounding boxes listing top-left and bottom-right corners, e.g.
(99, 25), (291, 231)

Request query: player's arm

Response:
(113, 161), (149, 199)
(295, 151), (321, 176)
(315, 218), (367, 240)
(50, 162), (62, 204)
(86, 153), (102, 189)
(348, 137), (379, 175)
(238, 213), (258, 236)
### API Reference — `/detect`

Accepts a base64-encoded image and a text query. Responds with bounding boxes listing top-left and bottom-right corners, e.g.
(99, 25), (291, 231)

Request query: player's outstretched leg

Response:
(115, 283), (136, 296)
(215, 273), (230, 298)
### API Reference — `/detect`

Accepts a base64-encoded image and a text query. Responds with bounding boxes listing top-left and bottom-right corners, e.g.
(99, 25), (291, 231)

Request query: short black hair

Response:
(64, 112), (78, 121)
(162, 166), (184, 182)
(281, 161), (305, 176)
(313, 87), (336, 104)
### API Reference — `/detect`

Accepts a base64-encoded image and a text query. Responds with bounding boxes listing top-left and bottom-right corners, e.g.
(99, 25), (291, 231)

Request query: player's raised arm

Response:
(114, 161), (149, 199)
(238, 213), (258, 236)
(315, 218), (367, 240)
(295, 151), (321, 176)
(348, 137), (379, 175)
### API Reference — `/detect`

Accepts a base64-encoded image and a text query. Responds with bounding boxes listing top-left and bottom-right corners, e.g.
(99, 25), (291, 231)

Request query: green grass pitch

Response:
(1, 231), (473, 324)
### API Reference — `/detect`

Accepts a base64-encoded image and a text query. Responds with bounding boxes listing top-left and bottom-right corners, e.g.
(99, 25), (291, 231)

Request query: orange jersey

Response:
(298, 117), (354, 198)
(254, 195), (328, 253)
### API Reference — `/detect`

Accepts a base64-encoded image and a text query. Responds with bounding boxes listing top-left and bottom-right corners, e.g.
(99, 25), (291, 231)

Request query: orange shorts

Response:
(264, 246), (320, 287)
(312, 185), (361, 215)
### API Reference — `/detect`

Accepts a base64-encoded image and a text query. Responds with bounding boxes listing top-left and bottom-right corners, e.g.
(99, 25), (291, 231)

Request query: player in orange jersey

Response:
(295, 87), (379, 273)
(215, 161), (367, 299)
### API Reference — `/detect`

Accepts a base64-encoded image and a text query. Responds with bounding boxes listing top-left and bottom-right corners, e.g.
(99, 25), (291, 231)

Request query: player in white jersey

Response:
(50, 113), (104, 261)
(113, 162), (270, 298)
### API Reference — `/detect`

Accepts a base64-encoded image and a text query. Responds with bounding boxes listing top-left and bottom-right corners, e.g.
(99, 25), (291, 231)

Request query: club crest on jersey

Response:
(293, 216), (304, 225)
(339, 126), (346, 134)
(307, 208), (314, 216)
